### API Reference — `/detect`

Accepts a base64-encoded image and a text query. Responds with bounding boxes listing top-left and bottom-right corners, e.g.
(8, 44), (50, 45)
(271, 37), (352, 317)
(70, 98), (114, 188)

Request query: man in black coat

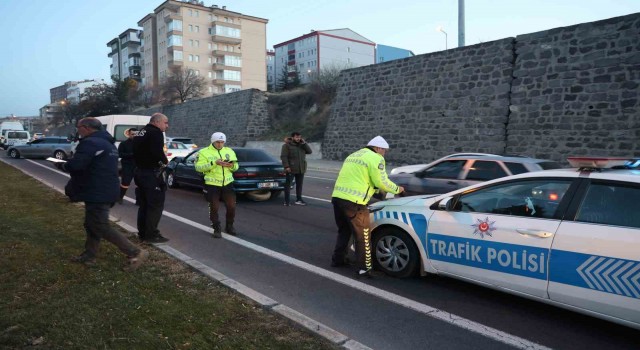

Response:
(60, 117), (147, 270)
(280, 132), (312, 206)
(133, 113), (169, 243)
(117, 127), (137, 204)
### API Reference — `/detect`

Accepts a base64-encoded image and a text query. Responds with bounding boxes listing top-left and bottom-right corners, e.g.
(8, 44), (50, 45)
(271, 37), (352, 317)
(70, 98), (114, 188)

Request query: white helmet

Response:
(367, 135), (389, 149)
(211, 132), (226, 143)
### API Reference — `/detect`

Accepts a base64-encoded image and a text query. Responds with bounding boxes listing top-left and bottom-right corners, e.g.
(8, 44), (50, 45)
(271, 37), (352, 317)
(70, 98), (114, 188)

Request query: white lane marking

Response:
(19, 158), (549, 349)
(301, 195), (331, 203)
(27, 159), (70, 177)
(306, 175), (336, 181)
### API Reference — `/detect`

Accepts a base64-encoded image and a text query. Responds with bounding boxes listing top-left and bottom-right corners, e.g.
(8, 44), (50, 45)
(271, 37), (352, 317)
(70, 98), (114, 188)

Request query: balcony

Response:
(167, 45), (183, 53)
(164, 13), (182, 22)
(121, 40), (141, 48)
(168, 59), (184, 67)
(211, 35), (241, 45)
(212, 63), (241, 71)
(212, 78), (241, 85)
(212, 49), (241, 57)
(211, 20), (241, 29)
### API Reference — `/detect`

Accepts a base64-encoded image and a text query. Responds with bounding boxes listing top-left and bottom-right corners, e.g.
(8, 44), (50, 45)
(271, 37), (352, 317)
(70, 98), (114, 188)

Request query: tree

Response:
(308, 63), (351, 103)
(276, 66), (301, 92)
(160, 66), (206, 104)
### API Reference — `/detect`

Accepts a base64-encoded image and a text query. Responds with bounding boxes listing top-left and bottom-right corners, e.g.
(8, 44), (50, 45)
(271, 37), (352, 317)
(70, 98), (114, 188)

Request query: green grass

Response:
(0, 162), (337, 350)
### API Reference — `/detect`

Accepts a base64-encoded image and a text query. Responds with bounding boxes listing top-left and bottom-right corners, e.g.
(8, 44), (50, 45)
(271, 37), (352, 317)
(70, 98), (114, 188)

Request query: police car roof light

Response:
(567, 156), (630, 169)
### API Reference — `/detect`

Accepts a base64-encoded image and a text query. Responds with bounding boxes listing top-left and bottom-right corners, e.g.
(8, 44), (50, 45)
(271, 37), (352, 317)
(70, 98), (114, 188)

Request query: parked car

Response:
(1, 130), (31, 149)
(369, 156), (640, 329)
(390, 153), (501, 175)
(388, 154), (562, 196)
(165, 136), (198, 149)
(7, 136), (73, 160)
(165, 141), (192, 161)
(165, 147), (288, 201)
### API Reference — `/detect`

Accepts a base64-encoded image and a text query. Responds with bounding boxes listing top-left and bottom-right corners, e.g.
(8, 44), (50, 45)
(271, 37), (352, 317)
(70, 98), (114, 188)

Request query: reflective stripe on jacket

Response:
(332, 147), (401, 205)
(195, 145), (239, 186)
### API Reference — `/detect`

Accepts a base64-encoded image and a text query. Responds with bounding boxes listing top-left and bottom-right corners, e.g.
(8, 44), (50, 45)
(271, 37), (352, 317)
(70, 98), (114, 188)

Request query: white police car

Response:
(369, 157), (640, 330)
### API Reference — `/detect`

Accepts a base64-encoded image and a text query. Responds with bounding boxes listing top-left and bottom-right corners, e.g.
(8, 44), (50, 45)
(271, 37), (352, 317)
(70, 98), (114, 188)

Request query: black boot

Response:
(118, 187), (127, 204)
(225, 222), (237, 236)
(211, 223), (222, 238)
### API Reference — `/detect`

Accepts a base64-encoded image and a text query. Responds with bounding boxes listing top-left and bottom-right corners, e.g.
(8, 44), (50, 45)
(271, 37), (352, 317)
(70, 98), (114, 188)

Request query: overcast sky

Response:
(1, 0), (639, 116)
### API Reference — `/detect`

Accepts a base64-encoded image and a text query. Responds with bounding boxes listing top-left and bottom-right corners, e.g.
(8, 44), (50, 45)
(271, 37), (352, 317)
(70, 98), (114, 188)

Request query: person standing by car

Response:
(133, 113), (169, 243)
(117, 128), (137, 204)
(59, 117), (148, 270)
(280, 132), (312, 206)
(195, 132), (239, 238)
(330, 136), (404, 278)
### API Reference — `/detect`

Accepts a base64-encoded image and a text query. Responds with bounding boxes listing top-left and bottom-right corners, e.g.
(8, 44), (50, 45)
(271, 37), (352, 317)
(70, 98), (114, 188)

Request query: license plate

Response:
(258, 182), (278, 188)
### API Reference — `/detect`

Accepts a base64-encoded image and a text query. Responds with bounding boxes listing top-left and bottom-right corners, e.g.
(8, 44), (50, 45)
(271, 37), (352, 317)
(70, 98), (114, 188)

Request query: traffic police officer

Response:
(331, 136), (404, 277)
(195, 132), (239, 238)
(117, 127), (137, 204)
(133, 113), (169, 243)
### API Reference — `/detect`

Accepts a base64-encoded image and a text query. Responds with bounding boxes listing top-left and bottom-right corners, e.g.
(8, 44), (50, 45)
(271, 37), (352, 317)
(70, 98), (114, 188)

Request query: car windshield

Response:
(172, 138), (193, 144)
(235, 149), (277, 162)
(8, 131), (29, 138)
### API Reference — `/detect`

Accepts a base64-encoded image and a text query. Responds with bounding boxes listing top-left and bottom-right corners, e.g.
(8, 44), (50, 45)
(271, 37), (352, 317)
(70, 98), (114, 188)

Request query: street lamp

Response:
(436, 25), (448, 50)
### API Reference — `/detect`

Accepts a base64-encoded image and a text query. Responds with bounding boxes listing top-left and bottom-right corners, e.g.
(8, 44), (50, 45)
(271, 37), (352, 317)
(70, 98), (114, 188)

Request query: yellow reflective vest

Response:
(332, 147), (401, 204)
(195, 145), (239, 186)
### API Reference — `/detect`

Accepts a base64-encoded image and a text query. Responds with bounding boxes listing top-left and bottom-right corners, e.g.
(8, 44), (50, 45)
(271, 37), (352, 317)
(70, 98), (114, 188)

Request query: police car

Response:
(369, 157), (640, 329)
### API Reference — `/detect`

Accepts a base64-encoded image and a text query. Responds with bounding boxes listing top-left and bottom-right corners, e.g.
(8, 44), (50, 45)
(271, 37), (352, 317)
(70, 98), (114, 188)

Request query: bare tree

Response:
(308, 63), (352, 103)
(160, 66), (206, 104)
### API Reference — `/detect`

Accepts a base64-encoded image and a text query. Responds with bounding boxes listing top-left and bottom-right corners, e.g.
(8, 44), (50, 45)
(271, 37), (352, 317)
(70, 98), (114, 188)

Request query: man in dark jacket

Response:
(280, 132), (312, 206)
(60, 117), (147, 270)
(133, 113), (169, 243)
(117, 127), (137, 204)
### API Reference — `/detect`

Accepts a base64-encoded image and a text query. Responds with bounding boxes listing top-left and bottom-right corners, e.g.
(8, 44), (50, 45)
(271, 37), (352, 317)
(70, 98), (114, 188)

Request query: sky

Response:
(1, 0), (639, 117)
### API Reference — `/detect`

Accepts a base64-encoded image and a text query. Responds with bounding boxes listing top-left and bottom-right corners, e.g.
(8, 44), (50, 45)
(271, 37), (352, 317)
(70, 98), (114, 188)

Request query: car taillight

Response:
(167, 152), (172, 157)
(549, 193), (559, 201)
(233, 169), (256, 178)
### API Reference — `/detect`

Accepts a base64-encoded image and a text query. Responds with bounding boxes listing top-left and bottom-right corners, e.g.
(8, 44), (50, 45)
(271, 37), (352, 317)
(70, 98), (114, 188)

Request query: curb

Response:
(0, 157), (372, 350)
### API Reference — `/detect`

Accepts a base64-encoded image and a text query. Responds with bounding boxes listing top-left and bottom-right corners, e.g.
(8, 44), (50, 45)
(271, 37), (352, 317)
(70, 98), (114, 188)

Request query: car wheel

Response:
(166, 172), (179, 188)
(372, 227), (419, 278)
(9, 149), (20, 159)
(269, 190), (283, 200)
(54, 150), (67, 160)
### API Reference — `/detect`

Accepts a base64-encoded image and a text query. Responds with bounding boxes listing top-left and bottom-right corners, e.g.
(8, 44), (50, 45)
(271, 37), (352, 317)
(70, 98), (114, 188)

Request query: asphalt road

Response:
(2, 153), (638, 350)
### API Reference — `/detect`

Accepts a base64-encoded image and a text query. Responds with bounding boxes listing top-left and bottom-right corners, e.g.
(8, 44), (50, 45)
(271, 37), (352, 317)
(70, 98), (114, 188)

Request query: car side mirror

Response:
(438, 196), (454, 211)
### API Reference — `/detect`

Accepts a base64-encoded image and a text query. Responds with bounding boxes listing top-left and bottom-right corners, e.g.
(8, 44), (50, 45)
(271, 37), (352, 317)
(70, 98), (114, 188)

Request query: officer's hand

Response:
(398, 186), (405, 193)
(285, 167), (291, 173)
(54, 162), (64, 171)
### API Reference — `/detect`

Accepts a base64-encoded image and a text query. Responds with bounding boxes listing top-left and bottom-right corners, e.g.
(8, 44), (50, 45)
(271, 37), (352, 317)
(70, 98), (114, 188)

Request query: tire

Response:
(269, 190), (283, 200)
(372, 227), (420, 278)
(9, 149), (20, 159)
(53, 150), (67, 160)
(166, 172), (179, 188)
(245, 190), (271, 202)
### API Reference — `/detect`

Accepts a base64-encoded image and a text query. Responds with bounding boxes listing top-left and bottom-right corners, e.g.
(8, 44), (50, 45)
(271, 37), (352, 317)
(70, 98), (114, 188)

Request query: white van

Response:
(3, 130), (31, 148)
(70, 115), (152, 157)
(0, 121), (25, 149)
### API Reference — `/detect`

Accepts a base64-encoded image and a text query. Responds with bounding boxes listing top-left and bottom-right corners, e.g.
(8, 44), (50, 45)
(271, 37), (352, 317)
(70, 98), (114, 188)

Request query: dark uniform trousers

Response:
(84, 202), (139, 258)
(121, 162), (135, 187)
(331, 197), (372, 271)
(135, 168), (166, 240)
(205, 183), (236, 228)
(284, 173), (305, 203)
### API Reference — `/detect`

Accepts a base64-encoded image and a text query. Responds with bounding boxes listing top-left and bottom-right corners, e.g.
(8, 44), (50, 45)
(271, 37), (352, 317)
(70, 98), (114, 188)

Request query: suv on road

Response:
(389, 154), (562, 196)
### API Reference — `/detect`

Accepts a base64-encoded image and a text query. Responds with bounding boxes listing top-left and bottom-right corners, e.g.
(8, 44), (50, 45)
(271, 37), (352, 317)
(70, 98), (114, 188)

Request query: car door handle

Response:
(516, 229), (554, 238)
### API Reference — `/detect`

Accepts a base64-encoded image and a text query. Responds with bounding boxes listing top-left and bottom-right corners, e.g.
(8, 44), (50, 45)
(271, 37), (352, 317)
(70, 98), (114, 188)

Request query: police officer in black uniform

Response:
(117, 127), (137, 204)
(133, 113), (169, 243)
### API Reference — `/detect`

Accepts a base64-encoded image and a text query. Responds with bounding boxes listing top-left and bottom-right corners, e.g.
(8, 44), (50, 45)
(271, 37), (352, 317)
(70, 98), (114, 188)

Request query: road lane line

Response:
(18, 158), (550, 349)
(306, 175), (335, 181)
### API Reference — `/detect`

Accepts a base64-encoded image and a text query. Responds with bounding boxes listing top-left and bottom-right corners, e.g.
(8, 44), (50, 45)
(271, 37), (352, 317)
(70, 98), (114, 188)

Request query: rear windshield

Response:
(234, 149), (277, 162)
(538, 161), (563, 170)
(172, 138), (193, 144)
(8, 131), (29, 138)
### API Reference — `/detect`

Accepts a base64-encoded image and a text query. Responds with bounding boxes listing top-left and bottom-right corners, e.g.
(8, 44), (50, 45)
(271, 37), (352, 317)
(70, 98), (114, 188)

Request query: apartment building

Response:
(376, 44), (414, 63)
(49, 82), (74, 104)
(67, 79), (106, 104)
(273, 28), (375, 85)
(266, 50), (275, 91)
(137, 0), (268, 96)
(107, 29), (143, 81)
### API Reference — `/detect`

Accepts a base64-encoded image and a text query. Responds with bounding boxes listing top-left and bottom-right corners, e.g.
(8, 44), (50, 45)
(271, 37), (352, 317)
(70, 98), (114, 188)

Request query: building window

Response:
(189, 24), (193, 32)
(195, 40), (199, 48)
(208, 71), (213, 78)
(195, 25), (199, 33)
(188, 9), (193, 16)
(168, 19), (182, 31)
(209, 86), (213, 93)
(224, 55), (241, 67)
(208, 56), (212, 63)
(222, 70), (241, 81)
(347, 47), (351, 52)
(224, 85), (241, 93)
(195, 10), (199, 17)
(188, 54), (193, 62)
(168, 35), (182, 47)
(208, 42), (212, 49)
(195, 55), (200, 62)
(195, 70), (200, 76)
(211, 25), (240, 38)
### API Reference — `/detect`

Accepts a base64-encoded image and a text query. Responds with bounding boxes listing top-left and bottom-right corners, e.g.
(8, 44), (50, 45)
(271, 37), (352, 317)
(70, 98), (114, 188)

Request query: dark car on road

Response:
(165, 147), (288, 201)
(7, 136), (73, 160)
(389, 155), (562, 196)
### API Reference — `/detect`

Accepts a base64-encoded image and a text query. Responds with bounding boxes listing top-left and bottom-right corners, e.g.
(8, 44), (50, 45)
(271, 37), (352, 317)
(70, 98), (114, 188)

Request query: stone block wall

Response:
(324, 38), (515, 162)
(324, 13), (640, 164)
(507, 13), (640, 161)
(136, 89), (269, 148)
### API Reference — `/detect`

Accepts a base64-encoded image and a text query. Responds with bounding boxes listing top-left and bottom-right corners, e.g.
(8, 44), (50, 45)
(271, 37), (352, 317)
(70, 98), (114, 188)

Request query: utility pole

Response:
(458, 0), (465, 47)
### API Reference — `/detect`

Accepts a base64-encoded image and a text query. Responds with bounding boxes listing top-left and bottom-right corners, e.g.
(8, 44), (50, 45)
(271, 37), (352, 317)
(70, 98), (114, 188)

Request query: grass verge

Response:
(0, 162), (337, 350)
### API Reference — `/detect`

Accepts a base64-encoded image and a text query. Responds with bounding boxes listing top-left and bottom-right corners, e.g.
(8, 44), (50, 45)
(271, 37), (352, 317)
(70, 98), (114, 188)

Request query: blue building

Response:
(376, 44), (414, 63)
